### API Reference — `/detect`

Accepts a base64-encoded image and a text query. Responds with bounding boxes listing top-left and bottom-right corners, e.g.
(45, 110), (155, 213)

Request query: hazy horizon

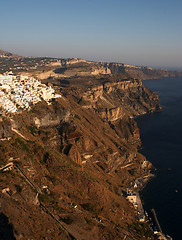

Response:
(1, 0), (182, 70)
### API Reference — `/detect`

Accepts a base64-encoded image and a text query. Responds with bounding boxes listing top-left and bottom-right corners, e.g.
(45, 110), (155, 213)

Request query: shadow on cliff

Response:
(0, 213), (16, 240)
(54, 67), (66, 74)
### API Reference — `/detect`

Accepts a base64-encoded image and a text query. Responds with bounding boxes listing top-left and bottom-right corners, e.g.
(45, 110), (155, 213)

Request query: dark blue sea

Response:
(136, 76), (182, 240)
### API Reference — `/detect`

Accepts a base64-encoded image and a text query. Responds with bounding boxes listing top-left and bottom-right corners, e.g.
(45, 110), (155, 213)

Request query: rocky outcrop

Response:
(53, 65), (111, 78)
(68, 144), (82, 165)
(15, 56), (182, 82)
(52, 77), (157, 167)
(81, 78), (161, 121)
(104, 79), (143, 92)
(33, 108), (71, 128)
(46, 59), (182, 80)
(91, 65), (111, 75)
(103, 62), (182, 79)
(0, 119), (12, 139)
(51, 58), (92, 67)
(99, 107), (125, 122)
(34, 64), (111, 80)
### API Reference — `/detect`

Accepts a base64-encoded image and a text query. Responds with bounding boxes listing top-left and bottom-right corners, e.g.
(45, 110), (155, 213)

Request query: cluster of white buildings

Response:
(126, 189), (145, 222)
(0, 72), (61, 113)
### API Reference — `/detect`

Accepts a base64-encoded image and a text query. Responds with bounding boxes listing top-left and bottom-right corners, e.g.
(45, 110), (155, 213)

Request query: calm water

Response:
(137, 77), (182, 239)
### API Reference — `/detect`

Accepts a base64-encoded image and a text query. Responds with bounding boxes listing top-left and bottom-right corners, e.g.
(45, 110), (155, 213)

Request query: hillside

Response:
(0, 66), (162, 239)
(0, 49), (20, 58)
(0, 49), (181, 78)
(0, 52), (173, 239)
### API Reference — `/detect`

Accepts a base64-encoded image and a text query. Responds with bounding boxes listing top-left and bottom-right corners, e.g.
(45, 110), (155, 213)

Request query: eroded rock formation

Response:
(0, 67), (161, 239)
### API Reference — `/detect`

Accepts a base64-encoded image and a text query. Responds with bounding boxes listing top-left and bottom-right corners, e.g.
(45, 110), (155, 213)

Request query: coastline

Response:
(134, 174), (155, 191)
(126, 173), (172, 240)
(136, 76), (182, 239)
(126, 174), (154, 222)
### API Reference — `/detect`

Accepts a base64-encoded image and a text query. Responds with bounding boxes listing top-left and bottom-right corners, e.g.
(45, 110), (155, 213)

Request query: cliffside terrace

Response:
(0, 72), (61, 113)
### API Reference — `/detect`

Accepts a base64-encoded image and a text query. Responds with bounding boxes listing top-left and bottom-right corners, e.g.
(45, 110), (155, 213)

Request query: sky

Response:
(0, 0), (182, 69)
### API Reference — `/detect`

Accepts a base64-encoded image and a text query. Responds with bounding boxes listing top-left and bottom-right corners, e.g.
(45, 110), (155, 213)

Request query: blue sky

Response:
(0, 0), (182, 69)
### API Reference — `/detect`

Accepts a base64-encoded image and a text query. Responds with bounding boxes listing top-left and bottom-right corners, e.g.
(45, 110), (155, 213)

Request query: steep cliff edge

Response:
(1, 49), (181, 79)
(80, 78), (161, 118)
(9, 56), (181, 81)
(0, 73), (159, 239)
(103, 62), (182, 79)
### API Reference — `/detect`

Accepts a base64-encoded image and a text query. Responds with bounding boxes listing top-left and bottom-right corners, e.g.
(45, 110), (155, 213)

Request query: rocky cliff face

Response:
(81, 78), (161, 120)
(33, 108), (71, 128)
(49, 58), (92, 67)
(0, 50), (181, 80)
(0, 73), (159, 239)
(103, 62), (182, 79)
(0, 118), (12, 139)
(15, 56), (181, 82)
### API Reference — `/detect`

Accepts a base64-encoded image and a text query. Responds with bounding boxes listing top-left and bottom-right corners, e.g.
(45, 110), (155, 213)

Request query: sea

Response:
(136, 76), (182, 240)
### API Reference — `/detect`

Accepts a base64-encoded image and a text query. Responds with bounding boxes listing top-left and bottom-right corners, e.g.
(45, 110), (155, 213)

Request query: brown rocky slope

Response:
(0, 73), (160, 239)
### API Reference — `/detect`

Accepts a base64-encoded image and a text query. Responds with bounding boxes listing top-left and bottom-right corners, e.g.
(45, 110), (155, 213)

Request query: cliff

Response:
(33, 61), (181, 81)
(0, 58), (163, 239)
(1, 50), (181, 80)
(80, 78), (161, 118)
(104, 62), (182, 80)
(0, 74), (158, 239)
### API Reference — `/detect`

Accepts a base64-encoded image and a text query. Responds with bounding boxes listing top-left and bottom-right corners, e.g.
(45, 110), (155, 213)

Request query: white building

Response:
(0, 73), (61, 113)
